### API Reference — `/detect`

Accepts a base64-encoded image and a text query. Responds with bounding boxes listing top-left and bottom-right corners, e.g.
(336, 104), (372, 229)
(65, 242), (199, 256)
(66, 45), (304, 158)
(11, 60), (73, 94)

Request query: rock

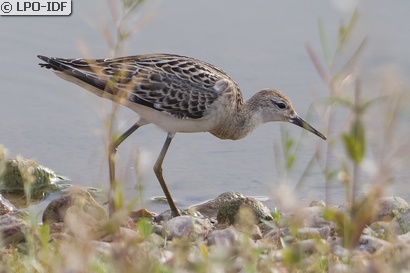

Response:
(397, 232), (410, 245)
(152, 223), (164, 236)
(289, 206), (330, 228)
(128, 208), (156, 222)
(263, 227), (291, 248)
(0, 213), (28, 245)
(270, 249), (284, 262)
(149, 232), (165, 247)
(296, 226), (331, 240)
(350, 249), (371, 267)
(206, 225), (240, 247)
(0, 157), (62, 199)
(377, 196), (408, 221)
(259, 218), (280, 235)
(290, 238), (327, 255)
(153, 210), (175, 223)
(216, 196), (272, 226)
(42, 187), (107, 224)
(388, 207), (410, 235)
(49, 222), (64, 234)
(357, 235), (392, 253)
(160, 249), (174, 265)
(153, 209), (198, 223)
(329, 263), (350, 273)
(0, 194), (17, 215)
(163, 215), (212, 240)
(117, 227), (141, 242)
(190, 191), (245, 219)
(102, 227), (142, 243)
(328, 236), (343, 248)
(368, 222), (389, 239)
(264, 227), (290, 239)
(64, 206), (107, 240)
(44, 188), (108, 240)
(50, 233), (113, 271)
(250, 225), (263, 241)
(207, 224), (262, 248)
(89, 240), (113, 258)
(309, 200), (326, 207)
(332, 245), (350, 260)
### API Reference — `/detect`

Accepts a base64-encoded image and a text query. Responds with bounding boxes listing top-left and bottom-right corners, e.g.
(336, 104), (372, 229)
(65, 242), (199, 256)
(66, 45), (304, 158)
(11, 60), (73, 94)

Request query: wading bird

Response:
(38, 53), (326, 217)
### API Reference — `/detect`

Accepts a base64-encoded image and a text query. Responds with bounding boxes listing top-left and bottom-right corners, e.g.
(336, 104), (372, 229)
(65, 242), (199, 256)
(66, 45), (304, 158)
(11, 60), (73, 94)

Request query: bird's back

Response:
(38, 53), (243, 120)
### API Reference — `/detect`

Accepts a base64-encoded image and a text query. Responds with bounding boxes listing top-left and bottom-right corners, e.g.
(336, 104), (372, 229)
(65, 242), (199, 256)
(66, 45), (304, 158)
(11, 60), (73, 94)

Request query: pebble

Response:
(0, 194), (17, 215)
(189, 191), (245, 219)
(291, 206), (331, 228)
(206, 225), (240, 247)
(296, 226), (331, 240)
(163, 215), (212, 240)
(0, 213), (28, 245)
(388, 206), (410, 235)
(377, 196), (408, 221)
(216, 196), (273, 226)
(42, 187), (107, 225)
(2, 186), (410, 272)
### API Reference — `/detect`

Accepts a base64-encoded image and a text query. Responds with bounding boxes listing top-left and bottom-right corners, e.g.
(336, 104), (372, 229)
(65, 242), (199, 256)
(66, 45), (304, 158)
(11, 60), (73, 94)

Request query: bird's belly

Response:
(126, 102), (215, 134)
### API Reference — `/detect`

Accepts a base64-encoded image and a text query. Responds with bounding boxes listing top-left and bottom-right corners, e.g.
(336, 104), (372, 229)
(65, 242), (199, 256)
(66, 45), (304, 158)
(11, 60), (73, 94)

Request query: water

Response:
(1, 1), (410, 213)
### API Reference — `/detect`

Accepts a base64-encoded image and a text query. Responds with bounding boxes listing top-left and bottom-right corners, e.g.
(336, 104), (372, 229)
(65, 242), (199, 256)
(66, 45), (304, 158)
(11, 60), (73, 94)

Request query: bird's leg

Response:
(113, 122), (141, 150)
(108, 122), (141, 217)
(153, 134), (181, 217)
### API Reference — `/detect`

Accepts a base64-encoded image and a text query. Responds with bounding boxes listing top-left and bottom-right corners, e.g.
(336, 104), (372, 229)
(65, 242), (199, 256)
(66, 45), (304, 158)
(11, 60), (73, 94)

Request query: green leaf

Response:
(271, 207), (281, 224)
(286, 155), (296, 171)
(342, 119), (366, 163)
(336, 9), (359, 54)
(137, 218), (153, 239)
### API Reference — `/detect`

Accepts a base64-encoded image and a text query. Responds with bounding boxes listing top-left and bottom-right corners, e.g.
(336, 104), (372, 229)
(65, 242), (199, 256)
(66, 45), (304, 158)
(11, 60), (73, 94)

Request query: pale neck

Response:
(209, 95), (265, 140)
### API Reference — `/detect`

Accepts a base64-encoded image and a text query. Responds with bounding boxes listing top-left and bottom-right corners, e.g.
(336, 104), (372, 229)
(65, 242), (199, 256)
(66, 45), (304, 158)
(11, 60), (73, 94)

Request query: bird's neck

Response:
(209, 96), (264, 140)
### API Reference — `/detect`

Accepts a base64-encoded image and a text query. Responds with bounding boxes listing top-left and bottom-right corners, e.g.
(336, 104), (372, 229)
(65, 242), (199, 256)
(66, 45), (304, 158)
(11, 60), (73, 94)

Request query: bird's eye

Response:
(275, 101), (287, 109)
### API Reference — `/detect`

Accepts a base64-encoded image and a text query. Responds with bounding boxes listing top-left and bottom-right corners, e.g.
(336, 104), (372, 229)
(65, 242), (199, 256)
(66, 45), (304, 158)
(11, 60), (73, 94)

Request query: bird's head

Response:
(252, 89), (326, 140)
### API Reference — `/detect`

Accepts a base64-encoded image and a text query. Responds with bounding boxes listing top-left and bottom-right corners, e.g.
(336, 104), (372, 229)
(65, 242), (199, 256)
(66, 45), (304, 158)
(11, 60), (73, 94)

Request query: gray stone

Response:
(366, 222), (389, 239)
(42, 187), (107, 224)
(332, 245), (350, 260)
(0, 213), (28, 245)
(189, 191), (245, 219)
(329, 263), (350, 273)
(154, 209), (201, 223)
(207, 225), (240, 246)
(0, 194), (17, 215)
(296, 226), (331, 240)
(216, 196), (272, 226)
(289, 206), (331, 228)
(64, 206), (107, 240)
(395, 232), (410, 248)
(357, 235), (392, 253)
(1, 157), (62, 198)
(291, 238), (327, 255)
(309, 200), (326, 207)
(389, 207), (410, 235)
(377, 196), (408, 221)
(328, 236), (343, 247)
(263, 227), (290, 248)
(163, 216), (212, 240)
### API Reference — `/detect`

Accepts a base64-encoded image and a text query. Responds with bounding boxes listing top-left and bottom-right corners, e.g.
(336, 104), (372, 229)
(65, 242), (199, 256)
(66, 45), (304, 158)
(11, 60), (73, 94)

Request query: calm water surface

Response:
(1, 1), (410, 213)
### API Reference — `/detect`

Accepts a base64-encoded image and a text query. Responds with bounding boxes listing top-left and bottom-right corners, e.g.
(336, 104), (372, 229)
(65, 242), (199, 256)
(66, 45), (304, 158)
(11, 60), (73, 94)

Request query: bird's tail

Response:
(37, 55), (124, 99)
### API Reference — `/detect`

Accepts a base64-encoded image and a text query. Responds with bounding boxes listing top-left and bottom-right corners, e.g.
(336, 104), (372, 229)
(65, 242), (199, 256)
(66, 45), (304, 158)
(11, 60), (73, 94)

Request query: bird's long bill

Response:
(290, 115), (327, 140)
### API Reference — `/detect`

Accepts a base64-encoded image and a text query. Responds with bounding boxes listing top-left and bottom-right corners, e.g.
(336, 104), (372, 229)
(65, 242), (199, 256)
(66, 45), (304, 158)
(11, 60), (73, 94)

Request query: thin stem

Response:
(351, 78), (361, 206)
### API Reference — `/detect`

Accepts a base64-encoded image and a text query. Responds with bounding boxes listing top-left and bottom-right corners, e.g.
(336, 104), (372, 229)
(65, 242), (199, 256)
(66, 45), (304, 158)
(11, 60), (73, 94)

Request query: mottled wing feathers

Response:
(38, 54), (242, 119)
